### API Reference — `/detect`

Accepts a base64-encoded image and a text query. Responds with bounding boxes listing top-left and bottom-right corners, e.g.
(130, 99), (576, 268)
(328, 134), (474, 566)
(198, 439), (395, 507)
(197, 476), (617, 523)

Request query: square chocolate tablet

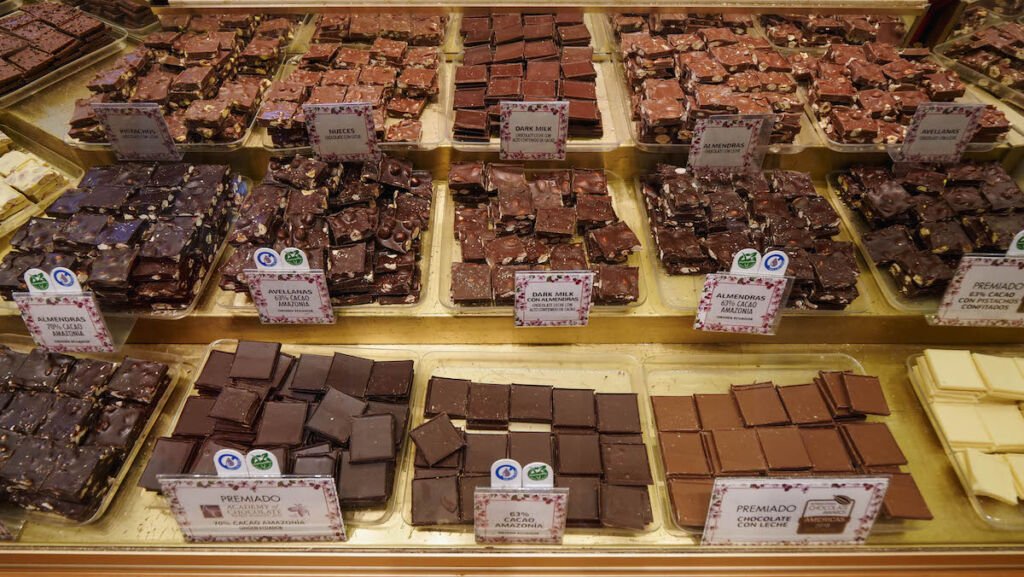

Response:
(601, 442), (653, 485)
(338, 451), (391, 506)
(410, 413), (465, 465)
(710, 428), (767, 474)
(365, 360), (414, 400)
(305, 388), (368, 445)
(595, 393), (641, 434)
(651, 396), (700, 432)
(778, 383), (832, 425)
(290, 354), (334, 394)
(556, 433), (602, 476)
(841, 422), (907, 467)
(458, 475), (490, 523)
(552, 388), (595, 429)
(209, 386), (261, 426)
(509, 431), (552, 466)
(412, 475), (460, 525)
(365, 401), (409, 446)
(732, 383), (789, 427)
(325, 353), (374, 398)
(842, 374), (889, 416)
(799, 426), (855, 473)
(254, 401), (308, 447)
(694, 393), (744, 430)
(194, 351), (235, 394)
(818, 371), (852, 410)
(425, 376), (470, 418)
(172, 396), (217, 437)
(139, 437), (197, 492)
(668, 478), (714, 527)
(659, 432), (710, 478)
(349, 414), (396, 463)
(557, 475), (601, 526)
(600, 484), (652, 530)
(463, 432), (508, 474)
(880, 472), (932, 520)
(509, 384), (552, 423)
(55, 358), (115, 398)
(229, 341), (281, 380)
(467, 382), (510, 428)
(292, 454), (336, 477)
(756, 426), (812, 471)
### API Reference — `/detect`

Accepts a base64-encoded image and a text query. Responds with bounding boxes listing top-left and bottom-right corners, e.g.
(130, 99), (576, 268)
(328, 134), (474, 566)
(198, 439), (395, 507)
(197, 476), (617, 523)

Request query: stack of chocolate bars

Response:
(760, 13), (906, 47)
(65, 0), (157, 30)
(410, 376), (654, 530)
(312, 13), (446, 45)
(0, 346), (171, 521)
(0, 162), (235, 312)
(69, 14), (300, 144)
(641, 164), (861, 310)
(259, 14), (444, 147)
(448, 162), (641, 306)
(836, 161), (1024, 298)
(0, 2), (114, 96)
(452, 11), (602, 141)
(612, 13), (803, 146)
(140, 341), (412, 510)
(218, 154), (432, 306)
(653, 373), (932, 529)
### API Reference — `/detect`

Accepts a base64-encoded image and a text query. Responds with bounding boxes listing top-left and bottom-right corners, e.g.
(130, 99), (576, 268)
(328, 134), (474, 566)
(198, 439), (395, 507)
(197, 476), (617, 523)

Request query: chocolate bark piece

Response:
(601, 442), (652, 485)
(509, 384), (553, 423)
(55, 358), (115, 398)
(587, 221), (641, 264)
(594, 265), (639, 305)
(365, 360), (413, 400)
(138, 437), (197, 492)
(595, 393), (641, 434)
(289, 353), (334, 394)
(659, 432), (710, 478)
(349, 414), (395, 463)
(36, 396), (95, 442)
(862, 225), (914, 265)
(556, 432), (602, 475)
(106, 358), (168, 404)
(651, 395), (700, 432)
(600, 484), (652, 530)
(463, 432), (508, 474)
(229, 341), (280, 380)
(254, 401), (308, 447)
(451, 262), (492, 304)
(668, 478), (714, 527)
(90, 402), (146, 451)
(799, 426), (855, 473)
(552, 388), (596, 430)
(209, 386), (261, 426)
(467, 382), (510, 429)
(12, 349), (75, 392)
(778, 383), (832, 425)
(338, 451), (391, 506)
(425, 376), (470, 418)
(305, 388), (367, 444)
(172, 396), (217, 437)
(411, 475), (460, 525)
(409, 413), (464, 465)
(842, 374), (889, 416)
(731, 383), (789, 426)
(549, 243), (588, 270)
(694, 393), (743, 429)
(508, 431), (552, 466)
(841, 422), (906, 466)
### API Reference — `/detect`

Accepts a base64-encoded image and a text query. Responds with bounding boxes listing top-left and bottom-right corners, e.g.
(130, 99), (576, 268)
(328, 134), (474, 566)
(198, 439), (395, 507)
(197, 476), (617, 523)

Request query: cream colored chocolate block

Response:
(1005, 454), (1024, 501)
(933, 402), (992, 449)
(974, 353), (1024, 399)
(916, 359), (982, 403)
(0, 130), (12, 155)
(0, 182), (27, 219)
(965, 449), (1019, 505)
(0, 150), (32, 177)
(6, 165), (64, 202)
(925, 349), (988, 392)
(978, 403), (1024, 451)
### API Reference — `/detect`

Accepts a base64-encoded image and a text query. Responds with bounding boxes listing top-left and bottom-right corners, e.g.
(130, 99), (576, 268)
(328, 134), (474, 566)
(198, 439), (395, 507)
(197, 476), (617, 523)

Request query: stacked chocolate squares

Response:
(760, 14), (907, 48)
(612, 13), (803, 146)
(0, 1), (113, 95)
(259, 14), (445, 148)
(452, 11), (602, 141)
(65, 0), (157, 30)
(0, 345), (171, 521)
(796, 42), (1010, 145)
(69, 14), (299, 144)
(0, 162), (234, 312)
(641, 164), (861, 310)
(140, 341), (412, 511)
(944, 22), (1024, 92)
(411, 376), (654, 530)
(218, 154), (432, 306)
(837, 161), (1024, 298)
(654, 373), (932, 529)
(448, 162), (641, 306)
(0, 133), (67, 220)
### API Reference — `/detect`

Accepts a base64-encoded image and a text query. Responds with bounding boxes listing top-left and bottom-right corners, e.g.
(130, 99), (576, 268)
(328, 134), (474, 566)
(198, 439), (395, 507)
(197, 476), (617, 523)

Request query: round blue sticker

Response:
(217, 453), (243, 471)
(254, 248), (279, 268)
(495, 463), (518, 482)
(763, 253), (785, 272)
(51, 268), (76, 288)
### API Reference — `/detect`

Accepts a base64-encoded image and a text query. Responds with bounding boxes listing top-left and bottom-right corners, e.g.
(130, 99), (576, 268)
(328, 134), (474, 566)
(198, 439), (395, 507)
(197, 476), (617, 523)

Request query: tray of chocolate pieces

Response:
(64, 14), (307, 151)
(644, 352), (932, 536)
(826, 162), (1024, 313)
(65, 0), (160, 38)
(141, 340), (416, 526)
(449, 11), (620, 151)
(441, 162), (646, 312)
(934, 21), (1024, 114)
(404, 349), (660, 534)
(635, 165), (869, 313)
(0, 335), (183, 525)
(451, 10), (602, 60)
(0, 162), (242, 319)
(0, 1), (128, 109)
(0, 123), (82, 241)
(609, 12), (819, 154)
(216, 153), (434, 312)
(256, 15), (448, 151)
(793, 42), (1013, 152)
(756, 13), (911, 53)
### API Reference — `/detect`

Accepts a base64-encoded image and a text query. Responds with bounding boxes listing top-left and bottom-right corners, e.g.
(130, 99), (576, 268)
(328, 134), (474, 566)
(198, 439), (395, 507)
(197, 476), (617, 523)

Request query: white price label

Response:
(513, 270), (594, 327)
(694, 273), (792, 335)
(92, 103), (182, 162)
(499, 101), (569, 160)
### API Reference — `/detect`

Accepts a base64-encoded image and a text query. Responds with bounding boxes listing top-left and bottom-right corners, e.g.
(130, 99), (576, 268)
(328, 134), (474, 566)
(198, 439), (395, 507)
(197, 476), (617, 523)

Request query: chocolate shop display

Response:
(67, 14), (303, 146)
(140, 341), (412, 516)
(0, 162), (236, 314)
(410, 374), (654, 530)
(452, 11), (607, 143)
(936, 21), (1024, 111)
(832, 161), (1024, 304)
(258, 13), (446, 148)
(0, 343), (174, 522)
(447, 162), (641, 307)
(758, 13), (908, 48)
(611, 12), (808, 147)
(217, 153), (432, 307)
(640, 164), (862, 310)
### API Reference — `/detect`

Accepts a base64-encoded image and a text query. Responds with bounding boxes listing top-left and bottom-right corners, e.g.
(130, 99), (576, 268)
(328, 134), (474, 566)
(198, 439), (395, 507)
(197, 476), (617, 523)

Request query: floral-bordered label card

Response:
(160, 476), (347, 543)
(694, 273), (792, 335)
(702, 477), (890, 546)
(92, 103), (183, 162)
(13, 292), (115, 353)
(245, 270), (335, 325)
(304, 103), (378, 162)
(688, 114), (771, 173)
(474, 487), (569, 544)
(893, 103), (984, 164)
(500, 101), (569, 161)
(931, 255), (1024, 327)
(514, 270), (594, 327)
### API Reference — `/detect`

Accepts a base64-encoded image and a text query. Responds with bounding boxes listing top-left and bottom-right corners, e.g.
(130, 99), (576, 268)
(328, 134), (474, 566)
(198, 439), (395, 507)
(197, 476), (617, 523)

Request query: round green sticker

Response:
(737, 252), (758, 270)
(282, 248), (305, 266)
(28, 273), (50, 291)
(249, 452), (273, 471)
(526, 464), (550, 481)
(1016, 235), (1024, 251)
